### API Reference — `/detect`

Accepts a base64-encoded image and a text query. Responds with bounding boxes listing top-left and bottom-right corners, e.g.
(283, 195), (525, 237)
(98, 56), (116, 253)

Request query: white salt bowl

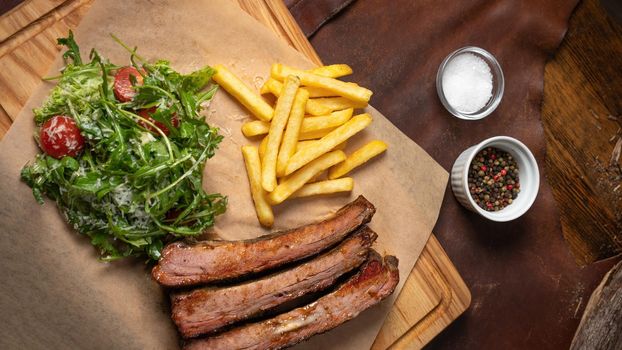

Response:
(451, 136), (539, 222)
(436, 46), (504, 120)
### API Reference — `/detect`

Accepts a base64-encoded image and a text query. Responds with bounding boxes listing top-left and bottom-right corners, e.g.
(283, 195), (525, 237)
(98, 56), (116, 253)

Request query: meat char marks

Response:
(171, 226), (377, 338)
(184, 251), (399, 350)
(152, 196), (376, 287)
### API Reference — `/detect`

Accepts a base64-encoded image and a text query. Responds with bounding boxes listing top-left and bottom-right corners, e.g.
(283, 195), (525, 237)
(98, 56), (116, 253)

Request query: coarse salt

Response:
(442, 53), (493, 113)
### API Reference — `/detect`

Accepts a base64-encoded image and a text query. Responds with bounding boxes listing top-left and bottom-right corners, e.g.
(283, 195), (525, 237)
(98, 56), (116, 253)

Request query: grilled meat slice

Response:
(184, 250), (399, 350)
(172, 226), (377, 338)
(152, 196), (376, 287)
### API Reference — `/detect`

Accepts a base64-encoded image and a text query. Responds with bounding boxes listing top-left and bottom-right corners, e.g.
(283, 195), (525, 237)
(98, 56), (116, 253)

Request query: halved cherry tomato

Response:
(39, 115), (85, 159)
(137, 108), (180, 136)
(113, 66), (144, 102)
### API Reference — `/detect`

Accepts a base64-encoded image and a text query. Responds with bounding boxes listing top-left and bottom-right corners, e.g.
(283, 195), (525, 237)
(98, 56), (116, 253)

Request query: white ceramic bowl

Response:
(451, 136), (539, 222)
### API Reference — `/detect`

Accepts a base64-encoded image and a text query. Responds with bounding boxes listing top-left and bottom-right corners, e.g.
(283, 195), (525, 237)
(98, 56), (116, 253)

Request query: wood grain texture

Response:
(236, 0), (322, 65)
(542, 0), (622, 264)
(373, 236), (470, 350)
(0, 0), (63, 40)
(570, 260), (622, 350)
(0, 0), (90, 55)
(0, 0), (92, 126)
(0, 1), (470, 349)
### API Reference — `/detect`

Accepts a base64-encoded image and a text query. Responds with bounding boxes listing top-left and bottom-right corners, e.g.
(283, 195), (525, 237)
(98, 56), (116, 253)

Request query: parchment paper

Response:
(0, 1), (448, 349)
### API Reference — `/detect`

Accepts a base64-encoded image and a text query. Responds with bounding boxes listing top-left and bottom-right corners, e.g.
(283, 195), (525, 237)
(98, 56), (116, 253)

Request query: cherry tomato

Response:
(39, 115), (85, 159)
(137, 108), (180, 136)
(113, 66), (144, 102)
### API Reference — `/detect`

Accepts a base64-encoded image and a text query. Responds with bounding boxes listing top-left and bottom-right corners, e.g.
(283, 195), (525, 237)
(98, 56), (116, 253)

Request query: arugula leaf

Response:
(21, 34), (227, 262)
(57, 30), (82, 65)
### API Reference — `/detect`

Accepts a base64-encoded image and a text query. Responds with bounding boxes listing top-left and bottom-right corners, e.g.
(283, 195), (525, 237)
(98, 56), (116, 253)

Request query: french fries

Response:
(261, 78), (331, 116)
(297, 139), (347, 152)
(241, 108), (349, 138)
(263, 78), (336, 98)
(212, 65), (274, 122)
(259, 136), (268, 160)
(329, 140), (388, 179)
(307, 64), (353, 78)
(271, 64), (372, 104)
(298, 128), (336, 140)
(268, 150), (346, 205)
(301, 86), (338, 98)
(277, 89), (309, 177)
(229, 62), (387, 226)
(261, 75), (300, 192)
(291, 177), (354, 198)
(241, 120), (270, 137)
(296, 140), (317, 150)
(242, 146), (274, 227)
(285, 114), (372, 175)
(312, 97), (367, 111)
(300, 108), (353, 133)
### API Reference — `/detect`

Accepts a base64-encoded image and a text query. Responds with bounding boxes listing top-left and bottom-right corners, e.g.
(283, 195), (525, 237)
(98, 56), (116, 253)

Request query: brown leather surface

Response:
(288, 0), (619, 348)
(285, 0), (356, 36)
(0, 0), (22, 16)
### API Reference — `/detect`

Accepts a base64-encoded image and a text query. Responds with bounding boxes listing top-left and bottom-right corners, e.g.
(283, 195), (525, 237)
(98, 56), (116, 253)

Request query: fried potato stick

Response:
(285, 114), (372, 175)
(242, 146), (274, 227)
(261, 78), (330, 116)
(258, 135), (268, 160)
(312, 97), (367, 111)
(290, 178), (354, 198)
(297, 140), (347, 151)
(307, 64), (353, 78)
(271, 64), (372, 104)
(301, 108), (353, 134)
(262, 78), (336, 98)
(239, 108), (348, 138)
(277, 89), (309, 177)
(268, 150), (346, 205)
(261, 75), (300, 192)
(329, 140), (388, 179)
(298, 128), (336, 140)
(241, 120), (270, 137)
(213, 65), (274, 122)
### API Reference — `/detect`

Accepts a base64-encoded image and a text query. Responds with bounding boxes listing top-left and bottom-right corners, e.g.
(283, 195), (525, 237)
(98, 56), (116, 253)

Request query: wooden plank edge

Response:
(386, 235), (471, 349)
(263, 0), (323, 66)
(0, 0), (92, 58)
(0, 103), (13, 139)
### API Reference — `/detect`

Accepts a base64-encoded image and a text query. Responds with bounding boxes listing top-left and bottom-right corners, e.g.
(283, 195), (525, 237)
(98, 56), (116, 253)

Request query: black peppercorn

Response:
(467, 147), (521, 211)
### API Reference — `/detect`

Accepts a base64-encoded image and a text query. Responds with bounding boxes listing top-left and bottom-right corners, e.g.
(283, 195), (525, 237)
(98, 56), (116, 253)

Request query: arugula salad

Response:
(21, 32), (227, 261)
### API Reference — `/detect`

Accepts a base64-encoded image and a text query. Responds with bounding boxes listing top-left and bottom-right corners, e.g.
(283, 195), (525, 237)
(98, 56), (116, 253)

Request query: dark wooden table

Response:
(298, 0), (622, 348)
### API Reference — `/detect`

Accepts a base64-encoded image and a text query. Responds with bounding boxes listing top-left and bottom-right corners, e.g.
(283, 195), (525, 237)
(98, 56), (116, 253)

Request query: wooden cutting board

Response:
(0, 1), (470, 348)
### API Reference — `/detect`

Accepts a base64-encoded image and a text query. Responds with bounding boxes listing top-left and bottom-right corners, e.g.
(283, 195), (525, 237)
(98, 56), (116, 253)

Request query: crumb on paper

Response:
(213, 124), (239, 146)
(225, 114), (249, 121)
(220, 126), (232, 138)
(253, 75), (265, 90)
